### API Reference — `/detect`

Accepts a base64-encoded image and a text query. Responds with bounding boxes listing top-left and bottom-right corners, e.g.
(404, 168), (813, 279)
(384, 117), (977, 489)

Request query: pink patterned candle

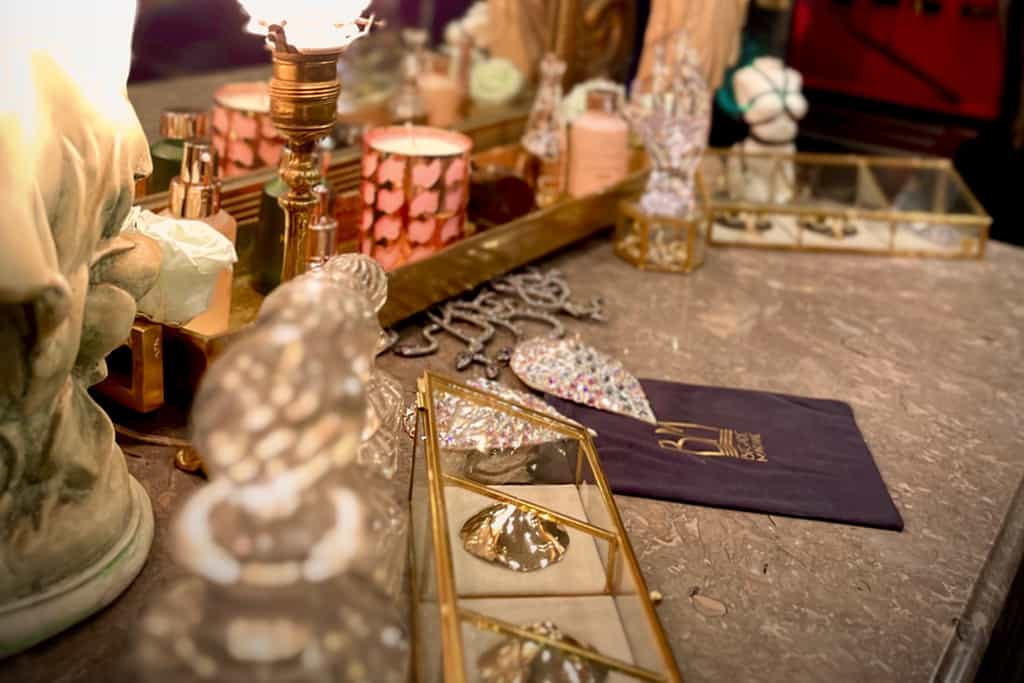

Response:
(360, 126), (473, 271)
(212, 82), (285, 178)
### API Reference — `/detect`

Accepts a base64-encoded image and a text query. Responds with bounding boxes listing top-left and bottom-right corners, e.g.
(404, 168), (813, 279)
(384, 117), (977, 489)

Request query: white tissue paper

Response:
(122, 207), (237, 324)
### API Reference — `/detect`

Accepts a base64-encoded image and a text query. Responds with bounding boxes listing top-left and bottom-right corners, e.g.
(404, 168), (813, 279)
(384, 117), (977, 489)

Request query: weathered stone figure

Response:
(0, 1), (160, 655)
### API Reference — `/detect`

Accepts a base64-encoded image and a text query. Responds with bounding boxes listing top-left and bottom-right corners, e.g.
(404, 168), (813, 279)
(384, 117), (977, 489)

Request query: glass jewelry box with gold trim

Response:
(702, 149), (990, 259)
(410, 372), (683, 683)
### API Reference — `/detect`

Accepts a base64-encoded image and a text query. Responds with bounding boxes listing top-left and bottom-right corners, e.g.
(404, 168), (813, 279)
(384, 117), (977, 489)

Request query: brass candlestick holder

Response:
(266, 20), (380, 284)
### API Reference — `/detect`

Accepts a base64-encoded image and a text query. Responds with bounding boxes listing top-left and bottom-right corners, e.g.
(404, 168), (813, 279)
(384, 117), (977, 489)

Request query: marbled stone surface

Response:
(4, 238), (1023, 682)
(384, 238), (1024, 682)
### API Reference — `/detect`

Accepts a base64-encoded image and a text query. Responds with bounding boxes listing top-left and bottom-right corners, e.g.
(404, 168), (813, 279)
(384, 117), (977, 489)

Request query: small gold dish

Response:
(478, 621), (608, 683)
(461, 504), (570, 572)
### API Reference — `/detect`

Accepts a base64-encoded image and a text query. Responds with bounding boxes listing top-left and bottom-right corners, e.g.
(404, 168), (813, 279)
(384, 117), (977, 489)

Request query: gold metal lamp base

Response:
(267, 27), (345, 284)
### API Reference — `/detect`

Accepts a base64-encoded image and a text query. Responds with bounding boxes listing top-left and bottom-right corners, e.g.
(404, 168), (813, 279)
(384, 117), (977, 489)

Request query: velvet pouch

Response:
(546, 379), (903, 531)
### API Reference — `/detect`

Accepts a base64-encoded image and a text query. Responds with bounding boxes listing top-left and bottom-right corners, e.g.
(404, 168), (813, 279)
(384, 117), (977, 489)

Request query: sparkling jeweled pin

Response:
(510, 338), (656, 423)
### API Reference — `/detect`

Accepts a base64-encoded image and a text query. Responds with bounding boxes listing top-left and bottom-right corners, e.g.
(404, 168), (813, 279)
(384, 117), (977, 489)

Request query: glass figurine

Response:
(615, 32), (711, 272)
(138, 275), (409, 682)
(317, 254), (406, 480)
(521, 53), (568, 208)
(625, 33), (710, 219)
(390, 28), (429, 124)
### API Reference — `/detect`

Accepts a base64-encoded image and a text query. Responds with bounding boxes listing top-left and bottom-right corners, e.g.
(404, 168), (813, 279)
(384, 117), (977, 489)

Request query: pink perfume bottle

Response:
(568, 88), (630, 198)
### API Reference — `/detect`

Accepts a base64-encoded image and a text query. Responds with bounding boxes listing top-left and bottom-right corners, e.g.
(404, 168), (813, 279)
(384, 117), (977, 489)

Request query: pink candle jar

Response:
(212, 82), (285, 178)
(360, 126), (473, 271)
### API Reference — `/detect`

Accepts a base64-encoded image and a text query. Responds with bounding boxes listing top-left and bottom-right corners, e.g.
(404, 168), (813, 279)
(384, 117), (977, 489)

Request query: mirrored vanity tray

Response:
(410, 373), (683, 683)
(127, 110), (645, 406)
(702, 149), (990, 259)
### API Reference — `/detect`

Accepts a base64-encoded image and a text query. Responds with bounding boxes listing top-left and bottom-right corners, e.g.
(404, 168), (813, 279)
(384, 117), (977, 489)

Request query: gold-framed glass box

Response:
(615, 174), (711, 274)
(702, 149), (990, 258)
(410, 373), (683, 683)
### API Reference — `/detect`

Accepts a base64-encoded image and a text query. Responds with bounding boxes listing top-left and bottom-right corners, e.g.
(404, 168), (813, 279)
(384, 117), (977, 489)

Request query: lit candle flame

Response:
(237, 0), (373, 52)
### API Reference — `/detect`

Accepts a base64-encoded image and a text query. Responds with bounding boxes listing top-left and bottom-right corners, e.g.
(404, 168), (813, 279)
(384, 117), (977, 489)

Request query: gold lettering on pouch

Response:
(655, 422), (767, 462)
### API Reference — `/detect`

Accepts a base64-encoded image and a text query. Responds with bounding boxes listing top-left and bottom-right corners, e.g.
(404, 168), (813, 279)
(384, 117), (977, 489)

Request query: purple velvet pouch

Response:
(546, 379), (903, 531)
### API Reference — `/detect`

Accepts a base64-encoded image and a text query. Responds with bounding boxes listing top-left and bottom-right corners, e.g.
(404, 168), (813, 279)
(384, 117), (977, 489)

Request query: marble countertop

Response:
(8, 235), (1023, 682)
(7, 68), (1024, 682)
(382, 238), (1024, 682)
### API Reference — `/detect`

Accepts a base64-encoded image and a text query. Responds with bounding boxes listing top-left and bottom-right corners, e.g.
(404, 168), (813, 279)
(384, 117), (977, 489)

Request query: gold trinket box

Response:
(615, 174), (711, 274)
(410, 373), (682, 683)
(703, 149), (990, 258)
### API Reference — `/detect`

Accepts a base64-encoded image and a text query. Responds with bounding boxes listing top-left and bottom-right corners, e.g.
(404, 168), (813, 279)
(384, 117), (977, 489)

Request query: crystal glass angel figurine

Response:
(138, 275), (409, 682)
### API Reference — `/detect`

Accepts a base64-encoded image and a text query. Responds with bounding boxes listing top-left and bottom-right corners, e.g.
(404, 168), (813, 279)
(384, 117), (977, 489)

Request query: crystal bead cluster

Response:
(433, 378), (576, 451)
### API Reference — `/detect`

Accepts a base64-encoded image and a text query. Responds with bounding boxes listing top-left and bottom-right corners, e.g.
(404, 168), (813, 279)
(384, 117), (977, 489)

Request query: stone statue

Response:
(729, 57), (809, 203)
(0, 2), (159, 656)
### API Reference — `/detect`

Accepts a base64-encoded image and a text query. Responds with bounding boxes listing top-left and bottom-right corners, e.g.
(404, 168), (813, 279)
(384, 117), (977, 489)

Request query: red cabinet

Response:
(788, 0), (1005, 120)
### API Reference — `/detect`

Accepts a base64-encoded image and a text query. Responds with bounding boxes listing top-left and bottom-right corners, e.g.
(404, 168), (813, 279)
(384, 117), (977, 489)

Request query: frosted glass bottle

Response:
(568, 89), (630, 198)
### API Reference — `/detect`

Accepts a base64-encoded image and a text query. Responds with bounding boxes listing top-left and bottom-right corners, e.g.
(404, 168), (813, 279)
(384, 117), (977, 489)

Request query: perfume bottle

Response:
(418, 66), (460, 128)
(389, 29), (428, 124)
(419, 33), (471, 128)
(306, 184), (337, 271)
(567, 88), (630, 198)
(521, 54), (567, 208)
(148, 107), (209, 195)
(252, 150), (289, 295)
(164, 141), (237, 336)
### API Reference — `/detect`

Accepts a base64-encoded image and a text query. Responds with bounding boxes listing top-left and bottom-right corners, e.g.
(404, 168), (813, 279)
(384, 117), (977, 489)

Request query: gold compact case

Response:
(160, 107), (210, 140)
